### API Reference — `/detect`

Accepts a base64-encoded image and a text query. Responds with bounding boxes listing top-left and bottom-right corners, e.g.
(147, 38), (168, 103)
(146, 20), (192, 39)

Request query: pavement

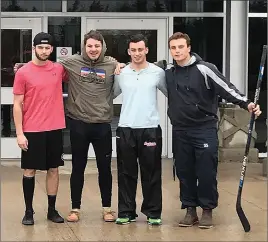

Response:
(1, 159), (267, 241)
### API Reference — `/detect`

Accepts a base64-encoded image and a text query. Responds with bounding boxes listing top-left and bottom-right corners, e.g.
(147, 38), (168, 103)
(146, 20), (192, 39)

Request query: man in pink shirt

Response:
(13, 32), (67, 225)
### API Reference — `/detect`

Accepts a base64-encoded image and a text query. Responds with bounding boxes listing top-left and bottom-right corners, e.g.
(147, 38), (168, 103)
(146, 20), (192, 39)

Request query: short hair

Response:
(83, 30), (104, 46)
(128, 34), (148, 47)
(168, 32), (191, 48)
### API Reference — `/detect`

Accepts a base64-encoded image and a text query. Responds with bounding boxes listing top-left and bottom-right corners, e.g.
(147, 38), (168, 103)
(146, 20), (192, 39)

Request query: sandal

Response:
(103, 209), (116, 222)
(66, 209), (80, 222)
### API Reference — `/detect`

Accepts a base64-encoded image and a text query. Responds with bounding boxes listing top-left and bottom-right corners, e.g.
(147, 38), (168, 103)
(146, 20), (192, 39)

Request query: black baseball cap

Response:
(33, 32), (54, 46)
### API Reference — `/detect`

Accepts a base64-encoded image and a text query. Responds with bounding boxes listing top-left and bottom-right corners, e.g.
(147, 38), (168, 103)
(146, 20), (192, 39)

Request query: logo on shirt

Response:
(80, 67), (91, 77)
(144, 141), (157, 147)
(95, 69), (106, 79)
(80, 67), (106, 84)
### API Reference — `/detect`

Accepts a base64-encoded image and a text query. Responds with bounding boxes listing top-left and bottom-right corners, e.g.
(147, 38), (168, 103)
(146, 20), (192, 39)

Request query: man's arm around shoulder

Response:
(157, 68), (168, 97)
(113, 75), (122, 99)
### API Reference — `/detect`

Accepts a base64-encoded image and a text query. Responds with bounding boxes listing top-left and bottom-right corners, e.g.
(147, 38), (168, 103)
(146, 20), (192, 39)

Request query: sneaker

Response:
(147, 217), (162, 226)
(115, 215), (137, 225)
(22, 210), (35, 226)
(47, 208), (64, 223)
(198, 209), (213, 229)
(178, 207), (199, 227)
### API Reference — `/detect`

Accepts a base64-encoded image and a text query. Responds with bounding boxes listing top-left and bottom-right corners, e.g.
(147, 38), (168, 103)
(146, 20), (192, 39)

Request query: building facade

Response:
(1, 0), (267, 159)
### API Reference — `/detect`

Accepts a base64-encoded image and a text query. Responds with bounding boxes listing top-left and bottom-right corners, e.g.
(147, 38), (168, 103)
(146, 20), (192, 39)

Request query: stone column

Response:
(225, 0), (249, 94)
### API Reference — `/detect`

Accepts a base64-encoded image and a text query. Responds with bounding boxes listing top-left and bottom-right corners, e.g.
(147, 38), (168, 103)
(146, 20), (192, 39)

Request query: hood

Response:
(81, 39), (107, 64)
(190, 52), (202, 63)
(175, 52), (203, 67)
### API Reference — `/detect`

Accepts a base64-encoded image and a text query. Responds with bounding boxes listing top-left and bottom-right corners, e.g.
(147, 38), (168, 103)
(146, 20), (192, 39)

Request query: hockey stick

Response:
(236, 45), (267, 232)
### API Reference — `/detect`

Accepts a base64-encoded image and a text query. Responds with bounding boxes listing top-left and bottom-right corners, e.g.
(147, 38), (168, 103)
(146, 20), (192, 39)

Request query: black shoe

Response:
(198, 209), (213, 229)
(179, 207), (199, 227)
(47, 208), (64, 223)
(22, 210), (34, 225)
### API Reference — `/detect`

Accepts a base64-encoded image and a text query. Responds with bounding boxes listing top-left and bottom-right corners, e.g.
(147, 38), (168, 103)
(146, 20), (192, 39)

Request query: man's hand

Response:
(17, 134), (28, 151)
(114, 63), (126, 75)
(14, 63), (24, 73)
(107, 56), (117, 62)
(247, 102), (262, 117)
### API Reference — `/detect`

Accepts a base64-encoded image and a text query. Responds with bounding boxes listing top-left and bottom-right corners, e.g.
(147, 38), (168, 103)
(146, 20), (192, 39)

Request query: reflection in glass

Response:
(98, 29), (157, 63)
(48, 17), (81, 94)
(249, 0), (267, 13)
(1, 105), (16, 138)
(1, 29), (32, 87)
(174, 17), (223, 72)
(97, 29), (157, 134)
(67, 0), (223, 12)
(248, 17), (267, 152)
(48, 17), (81, 62)
(1, 0), (62, 12)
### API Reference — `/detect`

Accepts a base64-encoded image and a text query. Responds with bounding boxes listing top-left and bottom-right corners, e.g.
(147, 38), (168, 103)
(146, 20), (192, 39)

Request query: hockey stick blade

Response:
(236, 45), (267, 233)
(236, 206), (250, 232)
(236, 156), (251, 232)
(236, 194), (250, 232)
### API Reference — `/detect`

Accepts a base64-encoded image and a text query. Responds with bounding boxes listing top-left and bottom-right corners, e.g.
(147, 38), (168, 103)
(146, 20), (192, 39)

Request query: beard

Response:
(35, 50), (50, 61)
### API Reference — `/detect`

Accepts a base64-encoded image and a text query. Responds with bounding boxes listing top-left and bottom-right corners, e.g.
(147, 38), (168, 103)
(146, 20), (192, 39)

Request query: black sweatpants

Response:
(173, 127), (219, 209)
(116, 126), (162, 218)
(68, 117), (112, 209)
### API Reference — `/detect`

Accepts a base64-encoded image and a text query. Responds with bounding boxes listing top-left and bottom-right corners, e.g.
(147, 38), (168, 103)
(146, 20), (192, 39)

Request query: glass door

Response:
(84, 18), (168, 158)
(1, 18), (42, 159)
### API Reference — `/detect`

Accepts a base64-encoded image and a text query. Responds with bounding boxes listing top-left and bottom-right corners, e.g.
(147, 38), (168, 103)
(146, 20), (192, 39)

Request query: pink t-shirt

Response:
(13, 60), (67, 132)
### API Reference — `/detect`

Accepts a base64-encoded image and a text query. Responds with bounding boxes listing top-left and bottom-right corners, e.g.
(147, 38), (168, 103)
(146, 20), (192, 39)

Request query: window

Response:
(1, 0), (62, 12)
(67, 0), (223, 12)
(249, 0), (267, 13)
(48, 17), (81, 62)
(173, 17), (223, 72)
(1, 105), (16, 138)
(1, 29), (32, 88)
(248, 17), (267, 152)
(48, 17), (81, 154)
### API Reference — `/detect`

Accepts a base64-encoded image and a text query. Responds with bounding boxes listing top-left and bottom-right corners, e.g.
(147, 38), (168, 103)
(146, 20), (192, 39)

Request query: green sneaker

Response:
(115, 216), (136, 225)
(147, 218), (162, 226)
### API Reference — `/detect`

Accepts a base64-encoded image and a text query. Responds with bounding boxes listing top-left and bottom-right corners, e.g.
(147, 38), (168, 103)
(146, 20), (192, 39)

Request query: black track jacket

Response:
(165, 53), (250, 129)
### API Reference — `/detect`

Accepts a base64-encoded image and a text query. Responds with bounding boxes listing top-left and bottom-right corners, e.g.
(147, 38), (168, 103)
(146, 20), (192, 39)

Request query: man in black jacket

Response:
(166, 32), (261, 229)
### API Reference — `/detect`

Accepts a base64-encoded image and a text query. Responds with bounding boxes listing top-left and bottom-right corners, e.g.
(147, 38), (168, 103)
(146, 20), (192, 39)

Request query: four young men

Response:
(13, 30), (261, 228)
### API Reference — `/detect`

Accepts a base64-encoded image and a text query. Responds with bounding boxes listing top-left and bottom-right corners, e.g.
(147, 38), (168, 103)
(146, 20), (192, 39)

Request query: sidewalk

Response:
(1, 159), (267, 241)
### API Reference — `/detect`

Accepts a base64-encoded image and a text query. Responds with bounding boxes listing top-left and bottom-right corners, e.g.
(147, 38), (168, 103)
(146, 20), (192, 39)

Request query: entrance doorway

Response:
(1, 18), (42, 159)
(83, 18), (169, 158)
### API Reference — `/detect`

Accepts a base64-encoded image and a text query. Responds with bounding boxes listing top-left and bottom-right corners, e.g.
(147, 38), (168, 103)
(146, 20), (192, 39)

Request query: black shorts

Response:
(21, 129), (64, 171)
